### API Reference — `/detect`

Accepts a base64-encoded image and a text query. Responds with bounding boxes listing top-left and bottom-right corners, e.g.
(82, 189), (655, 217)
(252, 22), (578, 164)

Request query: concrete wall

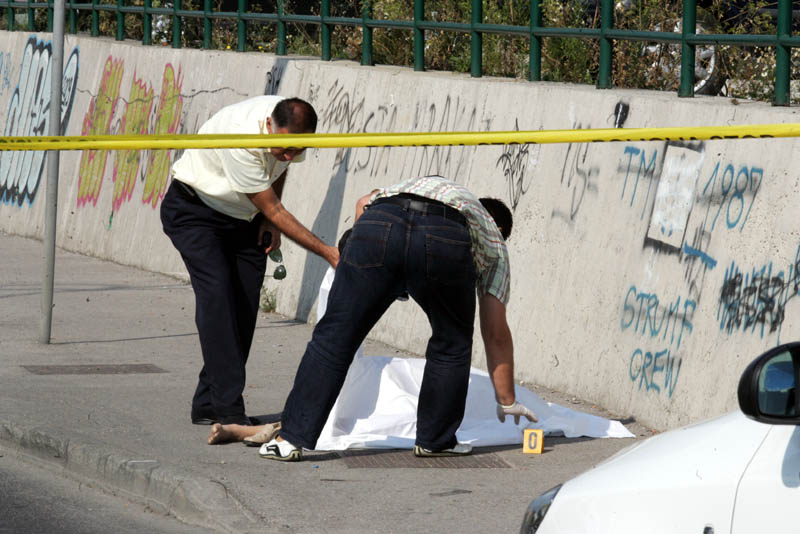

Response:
(2, 31), (799, 431)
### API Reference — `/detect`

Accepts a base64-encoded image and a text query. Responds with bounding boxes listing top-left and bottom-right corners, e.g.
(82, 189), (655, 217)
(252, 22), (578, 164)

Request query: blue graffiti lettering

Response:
(620, 145), (658, 219)
(682, 242), (718, 270)
(621, 285), (695, 349)
(629, 347), (682, 397)
(700, 161), (764, 233)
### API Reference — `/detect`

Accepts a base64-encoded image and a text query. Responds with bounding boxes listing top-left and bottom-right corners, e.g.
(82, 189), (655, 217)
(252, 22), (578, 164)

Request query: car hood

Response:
(539, 410), (773, 534)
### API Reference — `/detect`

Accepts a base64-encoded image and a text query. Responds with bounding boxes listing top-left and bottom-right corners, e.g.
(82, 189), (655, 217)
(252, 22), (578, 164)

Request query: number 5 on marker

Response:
(523, 429), (544, 454)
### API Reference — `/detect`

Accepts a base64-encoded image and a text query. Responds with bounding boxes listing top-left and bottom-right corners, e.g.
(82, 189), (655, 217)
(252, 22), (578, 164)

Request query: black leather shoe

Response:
(192, 406), (255, 426)
(191, 406), (218, 425)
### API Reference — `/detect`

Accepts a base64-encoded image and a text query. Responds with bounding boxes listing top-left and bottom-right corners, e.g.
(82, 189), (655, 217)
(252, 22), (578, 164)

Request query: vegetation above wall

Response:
(2, 0), (798, 102)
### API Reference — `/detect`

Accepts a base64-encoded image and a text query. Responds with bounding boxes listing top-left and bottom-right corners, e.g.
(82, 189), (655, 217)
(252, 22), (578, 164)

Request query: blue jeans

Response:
(280, 201), (476, 451)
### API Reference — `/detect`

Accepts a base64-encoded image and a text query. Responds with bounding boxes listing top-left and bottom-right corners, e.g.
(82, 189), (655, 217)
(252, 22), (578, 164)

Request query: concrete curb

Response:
(0, 420), (263, 532)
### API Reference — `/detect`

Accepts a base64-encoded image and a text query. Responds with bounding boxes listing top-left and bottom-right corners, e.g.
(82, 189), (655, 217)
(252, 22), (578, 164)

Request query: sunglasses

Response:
(268, 248), (286, 280)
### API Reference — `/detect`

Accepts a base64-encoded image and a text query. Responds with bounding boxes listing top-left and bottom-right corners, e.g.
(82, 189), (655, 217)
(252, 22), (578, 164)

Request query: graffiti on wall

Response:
(402, 96), (485, 180)
(613, 134), (788, 398)
(612, 101), (630, 128)
(682, 225), (714, 303)
(317, 79), (399, 177)
(263, 61), (285, 96)
(77, 57), (184, 214)
(552, 125), (599, 223)
(315, 81), (489, 183)
(0, 51), (12, 95)
(697, 160), (763, 234)
(141, 65), (183, 208)
(112, 71), (155, 212)
(77, 56), (124, 207)
(496, 119), (538, 212)
(619, 144), (660, 221)
(718, 244), (800, 343)
(615, 140), (706, 398)
(621, 285), (693, 397)
(0, 37), (79, 206)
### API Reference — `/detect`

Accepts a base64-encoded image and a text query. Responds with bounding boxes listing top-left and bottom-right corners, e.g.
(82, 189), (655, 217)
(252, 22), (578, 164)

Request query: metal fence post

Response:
(8, 0), (15, 30)
(470, 0), (482, 77)
(276, 0), (286, 55)
(597, 0), (612, 88)
(529, 0), (542, 81)
(362, 1), (373, 66)
(172, 0), (181, 48)
(116, 0), (125, 40)
(143, 0), (152, 45)
(91, 0), (98, 36)
(321, 0), (331, 60)
(237, 0), (246, 51)
(202, 0), (211, 49)
(678, 0), (697, 97)
(27, 0), (34, 31)
(775, 0), (791, 106)
(68, 0), (76, 33)
(40, 0), (64, 344)
(413, 0), (424, 71)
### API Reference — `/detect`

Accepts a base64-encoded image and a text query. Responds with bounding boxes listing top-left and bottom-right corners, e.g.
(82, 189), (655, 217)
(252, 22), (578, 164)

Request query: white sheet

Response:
(313, 267), (634, 450)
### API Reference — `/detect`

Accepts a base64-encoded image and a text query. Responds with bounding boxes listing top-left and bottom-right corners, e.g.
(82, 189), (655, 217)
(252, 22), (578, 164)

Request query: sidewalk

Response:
(0, 232), (645, 533)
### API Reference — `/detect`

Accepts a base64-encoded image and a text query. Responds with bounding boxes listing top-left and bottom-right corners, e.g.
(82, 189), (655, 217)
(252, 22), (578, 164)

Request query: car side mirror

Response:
(738, 342), (800, 425)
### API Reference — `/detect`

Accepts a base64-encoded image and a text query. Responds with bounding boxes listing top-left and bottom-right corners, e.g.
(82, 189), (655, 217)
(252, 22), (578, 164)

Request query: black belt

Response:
(370, 194), (466, 227)
(174, 180), (197, 198)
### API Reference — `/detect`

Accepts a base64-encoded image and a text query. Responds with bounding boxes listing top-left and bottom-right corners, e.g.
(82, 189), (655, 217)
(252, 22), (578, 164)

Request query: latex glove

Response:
(496, 401), (538, 424)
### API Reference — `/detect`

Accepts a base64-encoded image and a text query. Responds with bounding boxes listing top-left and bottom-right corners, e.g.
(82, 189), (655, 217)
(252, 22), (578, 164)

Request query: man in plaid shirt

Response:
(261, 175), (537, 461)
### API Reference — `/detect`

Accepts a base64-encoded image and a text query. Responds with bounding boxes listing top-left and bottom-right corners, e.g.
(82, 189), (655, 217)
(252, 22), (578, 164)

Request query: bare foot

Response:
(208, 423), (266, 445)
(208, 423), (235, 445)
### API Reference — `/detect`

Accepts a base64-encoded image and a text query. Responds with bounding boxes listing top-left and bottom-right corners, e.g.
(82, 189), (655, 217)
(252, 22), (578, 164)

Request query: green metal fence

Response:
(2, 0), (799, 105)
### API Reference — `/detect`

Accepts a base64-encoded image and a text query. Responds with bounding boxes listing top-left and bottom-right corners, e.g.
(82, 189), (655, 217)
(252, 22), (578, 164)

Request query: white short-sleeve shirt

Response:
(171, 95), (306, 221)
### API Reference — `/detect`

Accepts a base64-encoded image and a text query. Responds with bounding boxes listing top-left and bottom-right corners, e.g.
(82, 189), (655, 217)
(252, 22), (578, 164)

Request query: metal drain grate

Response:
(22, 364), (167, 375)
(339, 449), (510, 469)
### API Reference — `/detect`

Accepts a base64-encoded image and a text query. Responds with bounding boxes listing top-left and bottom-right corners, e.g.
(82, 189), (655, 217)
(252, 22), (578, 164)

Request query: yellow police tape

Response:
(1, 123), (799, 151)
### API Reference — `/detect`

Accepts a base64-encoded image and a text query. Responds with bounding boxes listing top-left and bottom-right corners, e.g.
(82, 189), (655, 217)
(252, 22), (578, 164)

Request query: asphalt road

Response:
(0, 448), (210, 534)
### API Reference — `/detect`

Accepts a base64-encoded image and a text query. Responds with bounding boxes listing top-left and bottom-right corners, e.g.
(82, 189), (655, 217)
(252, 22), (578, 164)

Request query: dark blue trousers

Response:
(280, 201), (476, 451)
(160, 181), (266, 418)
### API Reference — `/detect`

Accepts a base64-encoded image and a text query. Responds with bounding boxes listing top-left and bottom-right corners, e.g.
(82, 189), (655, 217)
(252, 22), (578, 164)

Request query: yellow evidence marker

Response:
(523, 429), (544, 454)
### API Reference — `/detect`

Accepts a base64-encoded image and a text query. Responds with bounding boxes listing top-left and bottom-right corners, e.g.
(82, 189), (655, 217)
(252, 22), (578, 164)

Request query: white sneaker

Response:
(413, 442), (473, 457)
(259, 438), (302, 462)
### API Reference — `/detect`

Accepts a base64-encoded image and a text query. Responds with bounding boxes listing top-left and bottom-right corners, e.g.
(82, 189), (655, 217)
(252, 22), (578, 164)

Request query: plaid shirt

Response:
(371, 175), (510, 305)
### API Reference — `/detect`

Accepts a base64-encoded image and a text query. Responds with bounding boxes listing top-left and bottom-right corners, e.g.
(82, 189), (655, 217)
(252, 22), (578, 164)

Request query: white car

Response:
(520, 342), (799, 534)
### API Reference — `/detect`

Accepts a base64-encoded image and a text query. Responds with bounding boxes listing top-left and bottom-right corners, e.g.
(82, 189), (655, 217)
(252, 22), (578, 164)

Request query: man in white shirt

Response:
(161, 95), (339, 426)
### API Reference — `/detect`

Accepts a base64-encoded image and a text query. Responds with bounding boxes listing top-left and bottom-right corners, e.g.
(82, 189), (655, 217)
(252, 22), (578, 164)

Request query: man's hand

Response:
(258, 220), (281, 254)
(496, 401), (538, 424)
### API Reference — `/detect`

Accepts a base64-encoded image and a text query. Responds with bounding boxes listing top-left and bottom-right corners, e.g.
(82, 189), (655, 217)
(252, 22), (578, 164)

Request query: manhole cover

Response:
(22, 364), (167, 375)
(339, 449), (510, 468)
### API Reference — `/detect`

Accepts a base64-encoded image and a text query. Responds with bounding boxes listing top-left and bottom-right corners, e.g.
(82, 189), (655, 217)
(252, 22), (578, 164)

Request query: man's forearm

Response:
(479, 294), (516, 405)
(269, 205), (337, 265)
(485, 341), (516, 406)
(247, 188), (338, 267)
